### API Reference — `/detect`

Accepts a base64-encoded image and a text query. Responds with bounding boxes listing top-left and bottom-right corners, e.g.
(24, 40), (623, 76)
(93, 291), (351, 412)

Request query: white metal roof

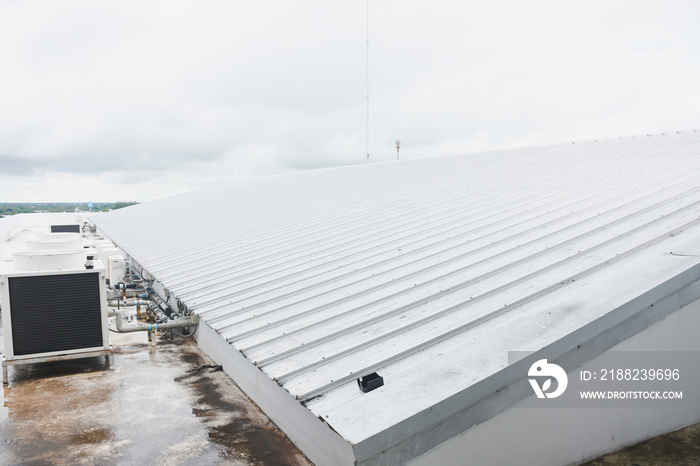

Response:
(92, 131), (700, 463)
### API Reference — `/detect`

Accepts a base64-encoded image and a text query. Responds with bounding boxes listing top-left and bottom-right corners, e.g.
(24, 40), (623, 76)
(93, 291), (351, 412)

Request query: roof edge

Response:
(352, 263), (700, 465)
(195, 321), (356, 466)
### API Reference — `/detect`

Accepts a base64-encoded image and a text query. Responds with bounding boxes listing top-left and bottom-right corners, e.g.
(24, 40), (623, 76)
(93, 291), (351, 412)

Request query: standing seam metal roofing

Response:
(93, 131), (700, 462)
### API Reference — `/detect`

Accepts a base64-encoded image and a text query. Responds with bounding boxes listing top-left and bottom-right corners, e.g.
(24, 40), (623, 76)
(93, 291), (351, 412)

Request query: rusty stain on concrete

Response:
(0, 331), (312, 465)
(71, 427), (113, 444)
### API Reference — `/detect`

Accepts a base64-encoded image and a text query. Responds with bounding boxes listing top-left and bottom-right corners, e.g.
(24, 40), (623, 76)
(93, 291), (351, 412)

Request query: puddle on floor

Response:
(0, 331), (311, 465)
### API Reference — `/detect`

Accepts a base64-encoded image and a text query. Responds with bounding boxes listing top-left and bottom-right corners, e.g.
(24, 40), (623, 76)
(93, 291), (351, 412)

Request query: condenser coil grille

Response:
(51, 224), (81, 233)
(8, 273), (103, 356)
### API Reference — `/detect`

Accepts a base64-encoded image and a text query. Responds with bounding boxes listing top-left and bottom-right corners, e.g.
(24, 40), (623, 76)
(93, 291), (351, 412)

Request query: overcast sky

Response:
(1, 1), (699, 202)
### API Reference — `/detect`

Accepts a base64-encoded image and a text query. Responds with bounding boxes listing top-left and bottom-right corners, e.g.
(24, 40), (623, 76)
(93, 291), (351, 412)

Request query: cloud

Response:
(1, 1), (699, 202)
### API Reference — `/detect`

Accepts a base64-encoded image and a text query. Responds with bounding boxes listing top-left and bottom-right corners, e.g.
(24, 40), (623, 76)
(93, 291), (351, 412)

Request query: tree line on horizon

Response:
(0, 201), (139, 218)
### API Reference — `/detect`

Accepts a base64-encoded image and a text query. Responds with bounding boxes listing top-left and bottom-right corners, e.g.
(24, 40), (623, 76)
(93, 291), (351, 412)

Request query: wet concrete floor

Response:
(0, 329), (312, 465)
(3, 328), (700, 466)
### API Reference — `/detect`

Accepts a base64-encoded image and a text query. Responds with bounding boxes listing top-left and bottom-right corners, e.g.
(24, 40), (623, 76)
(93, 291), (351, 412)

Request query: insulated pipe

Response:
(145, 287), (179, 321)
(115, 282), (140, 299)
(148, 302), (171, 323)
(115, 309), (197, 333)
(115, 282), (138, 290)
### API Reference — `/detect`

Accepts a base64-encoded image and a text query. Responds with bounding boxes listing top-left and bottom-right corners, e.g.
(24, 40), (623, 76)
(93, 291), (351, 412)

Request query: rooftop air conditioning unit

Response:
(107, 253), (126, 287)
(95, 244), (119, 266)
(27, 233), (84, 251)
(1, 249), (112, 384)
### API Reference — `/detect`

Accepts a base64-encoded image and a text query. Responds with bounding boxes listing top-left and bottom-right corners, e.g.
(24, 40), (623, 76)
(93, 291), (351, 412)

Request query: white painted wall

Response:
(194, 322), (356, 466)
(409, 298), (700, 466)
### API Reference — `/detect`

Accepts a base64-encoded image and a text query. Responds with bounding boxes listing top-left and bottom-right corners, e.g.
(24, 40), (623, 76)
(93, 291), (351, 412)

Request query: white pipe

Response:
(115, 309), (197, 333)
(108, 299), (148, 308)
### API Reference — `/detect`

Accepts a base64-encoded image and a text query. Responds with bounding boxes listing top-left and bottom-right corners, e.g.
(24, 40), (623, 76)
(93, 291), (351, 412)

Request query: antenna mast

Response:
(366, 0), (370, 162)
